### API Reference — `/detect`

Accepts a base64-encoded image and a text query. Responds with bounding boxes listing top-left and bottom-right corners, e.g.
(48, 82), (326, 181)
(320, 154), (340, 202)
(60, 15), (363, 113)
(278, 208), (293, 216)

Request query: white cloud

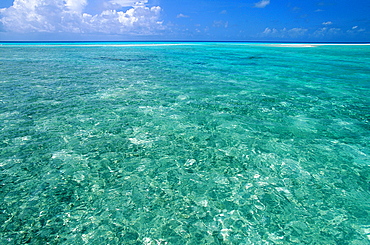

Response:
(108, 0), (143, 7)
(261, 27), (308, 38)
(313, 27), (341, 37)
(0, 0), (163, 34)
(254, 0), (270, 8)
(322, 21), (332, 25)
(105, 0), (148, 9)
(347, 26), (365, 34)
(213, 20), (228, 28)
(65, 0), (88, 13)
(262, 27), (278, 35)
(288, 28), (308, 37)
(262, 26), (357, 39)
(176, 13), (189, 18)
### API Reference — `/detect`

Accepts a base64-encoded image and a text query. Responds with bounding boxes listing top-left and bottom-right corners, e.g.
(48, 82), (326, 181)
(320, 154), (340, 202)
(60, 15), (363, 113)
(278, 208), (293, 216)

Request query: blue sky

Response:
(0, 0), (369, 42)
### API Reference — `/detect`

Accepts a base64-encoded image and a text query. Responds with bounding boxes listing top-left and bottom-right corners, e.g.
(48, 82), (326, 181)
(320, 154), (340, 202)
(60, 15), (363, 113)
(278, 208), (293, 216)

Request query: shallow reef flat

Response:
(0, 42), (369, 244)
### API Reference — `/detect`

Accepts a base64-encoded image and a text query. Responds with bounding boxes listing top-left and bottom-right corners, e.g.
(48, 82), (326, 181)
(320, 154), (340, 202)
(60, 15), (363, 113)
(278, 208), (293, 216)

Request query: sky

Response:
(0, 0), (369, 42)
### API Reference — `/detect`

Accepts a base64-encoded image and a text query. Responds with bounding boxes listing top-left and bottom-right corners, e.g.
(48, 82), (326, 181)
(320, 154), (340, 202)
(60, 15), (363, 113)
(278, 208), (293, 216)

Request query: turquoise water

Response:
(0, 42), (369, 244)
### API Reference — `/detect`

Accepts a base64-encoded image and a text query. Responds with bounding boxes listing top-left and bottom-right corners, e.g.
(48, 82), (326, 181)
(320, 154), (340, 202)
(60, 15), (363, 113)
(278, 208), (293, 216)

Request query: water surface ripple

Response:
(1, 43), (369, 244)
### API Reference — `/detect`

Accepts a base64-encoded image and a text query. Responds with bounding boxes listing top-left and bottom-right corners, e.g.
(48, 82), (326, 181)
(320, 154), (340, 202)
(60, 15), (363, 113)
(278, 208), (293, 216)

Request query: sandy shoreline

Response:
(264, 43), (370, 47)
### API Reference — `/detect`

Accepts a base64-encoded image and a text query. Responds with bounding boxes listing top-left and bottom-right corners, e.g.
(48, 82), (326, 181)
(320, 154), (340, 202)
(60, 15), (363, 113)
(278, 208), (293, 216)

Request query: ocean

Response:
(1, 42), (369, 244)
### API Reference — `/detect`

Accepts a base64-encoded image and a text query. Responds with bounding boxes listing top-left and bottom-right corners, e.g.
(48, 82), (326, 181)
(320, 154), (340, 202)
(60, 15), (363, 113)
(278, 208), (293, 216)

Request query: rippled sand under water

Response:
(0, 42), (369, 244)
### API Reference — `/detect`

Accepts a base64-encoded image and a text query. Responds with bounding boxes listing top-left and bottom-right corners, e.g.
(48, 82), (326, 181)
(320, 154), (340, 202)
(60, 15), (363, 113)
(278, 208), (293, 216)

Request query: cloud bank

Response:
(0, 0), (163, 35)
(261, 25), (367, 40)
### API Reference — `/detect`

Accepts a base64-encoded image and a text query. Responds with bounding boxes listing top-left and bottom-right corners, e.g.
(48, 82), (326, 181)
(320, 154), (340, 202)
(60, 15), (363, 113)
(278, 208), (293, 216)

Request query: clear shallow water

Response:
(0, 42), (369, 244)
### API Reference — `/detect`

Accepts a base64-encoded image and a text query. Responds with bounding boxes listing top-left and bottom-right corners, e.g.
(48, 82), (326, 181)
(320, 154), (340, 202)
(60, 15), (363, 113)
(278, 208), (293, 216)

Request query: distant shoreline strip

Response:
(264, 43), (370, 47)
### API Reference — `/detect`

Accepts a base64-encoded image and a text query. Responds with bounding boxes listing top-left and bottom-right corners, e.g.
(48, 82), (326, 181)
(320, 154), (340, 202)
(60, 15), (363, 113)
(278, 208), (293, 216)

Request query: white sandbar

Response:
(265, 43), (370, 48)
